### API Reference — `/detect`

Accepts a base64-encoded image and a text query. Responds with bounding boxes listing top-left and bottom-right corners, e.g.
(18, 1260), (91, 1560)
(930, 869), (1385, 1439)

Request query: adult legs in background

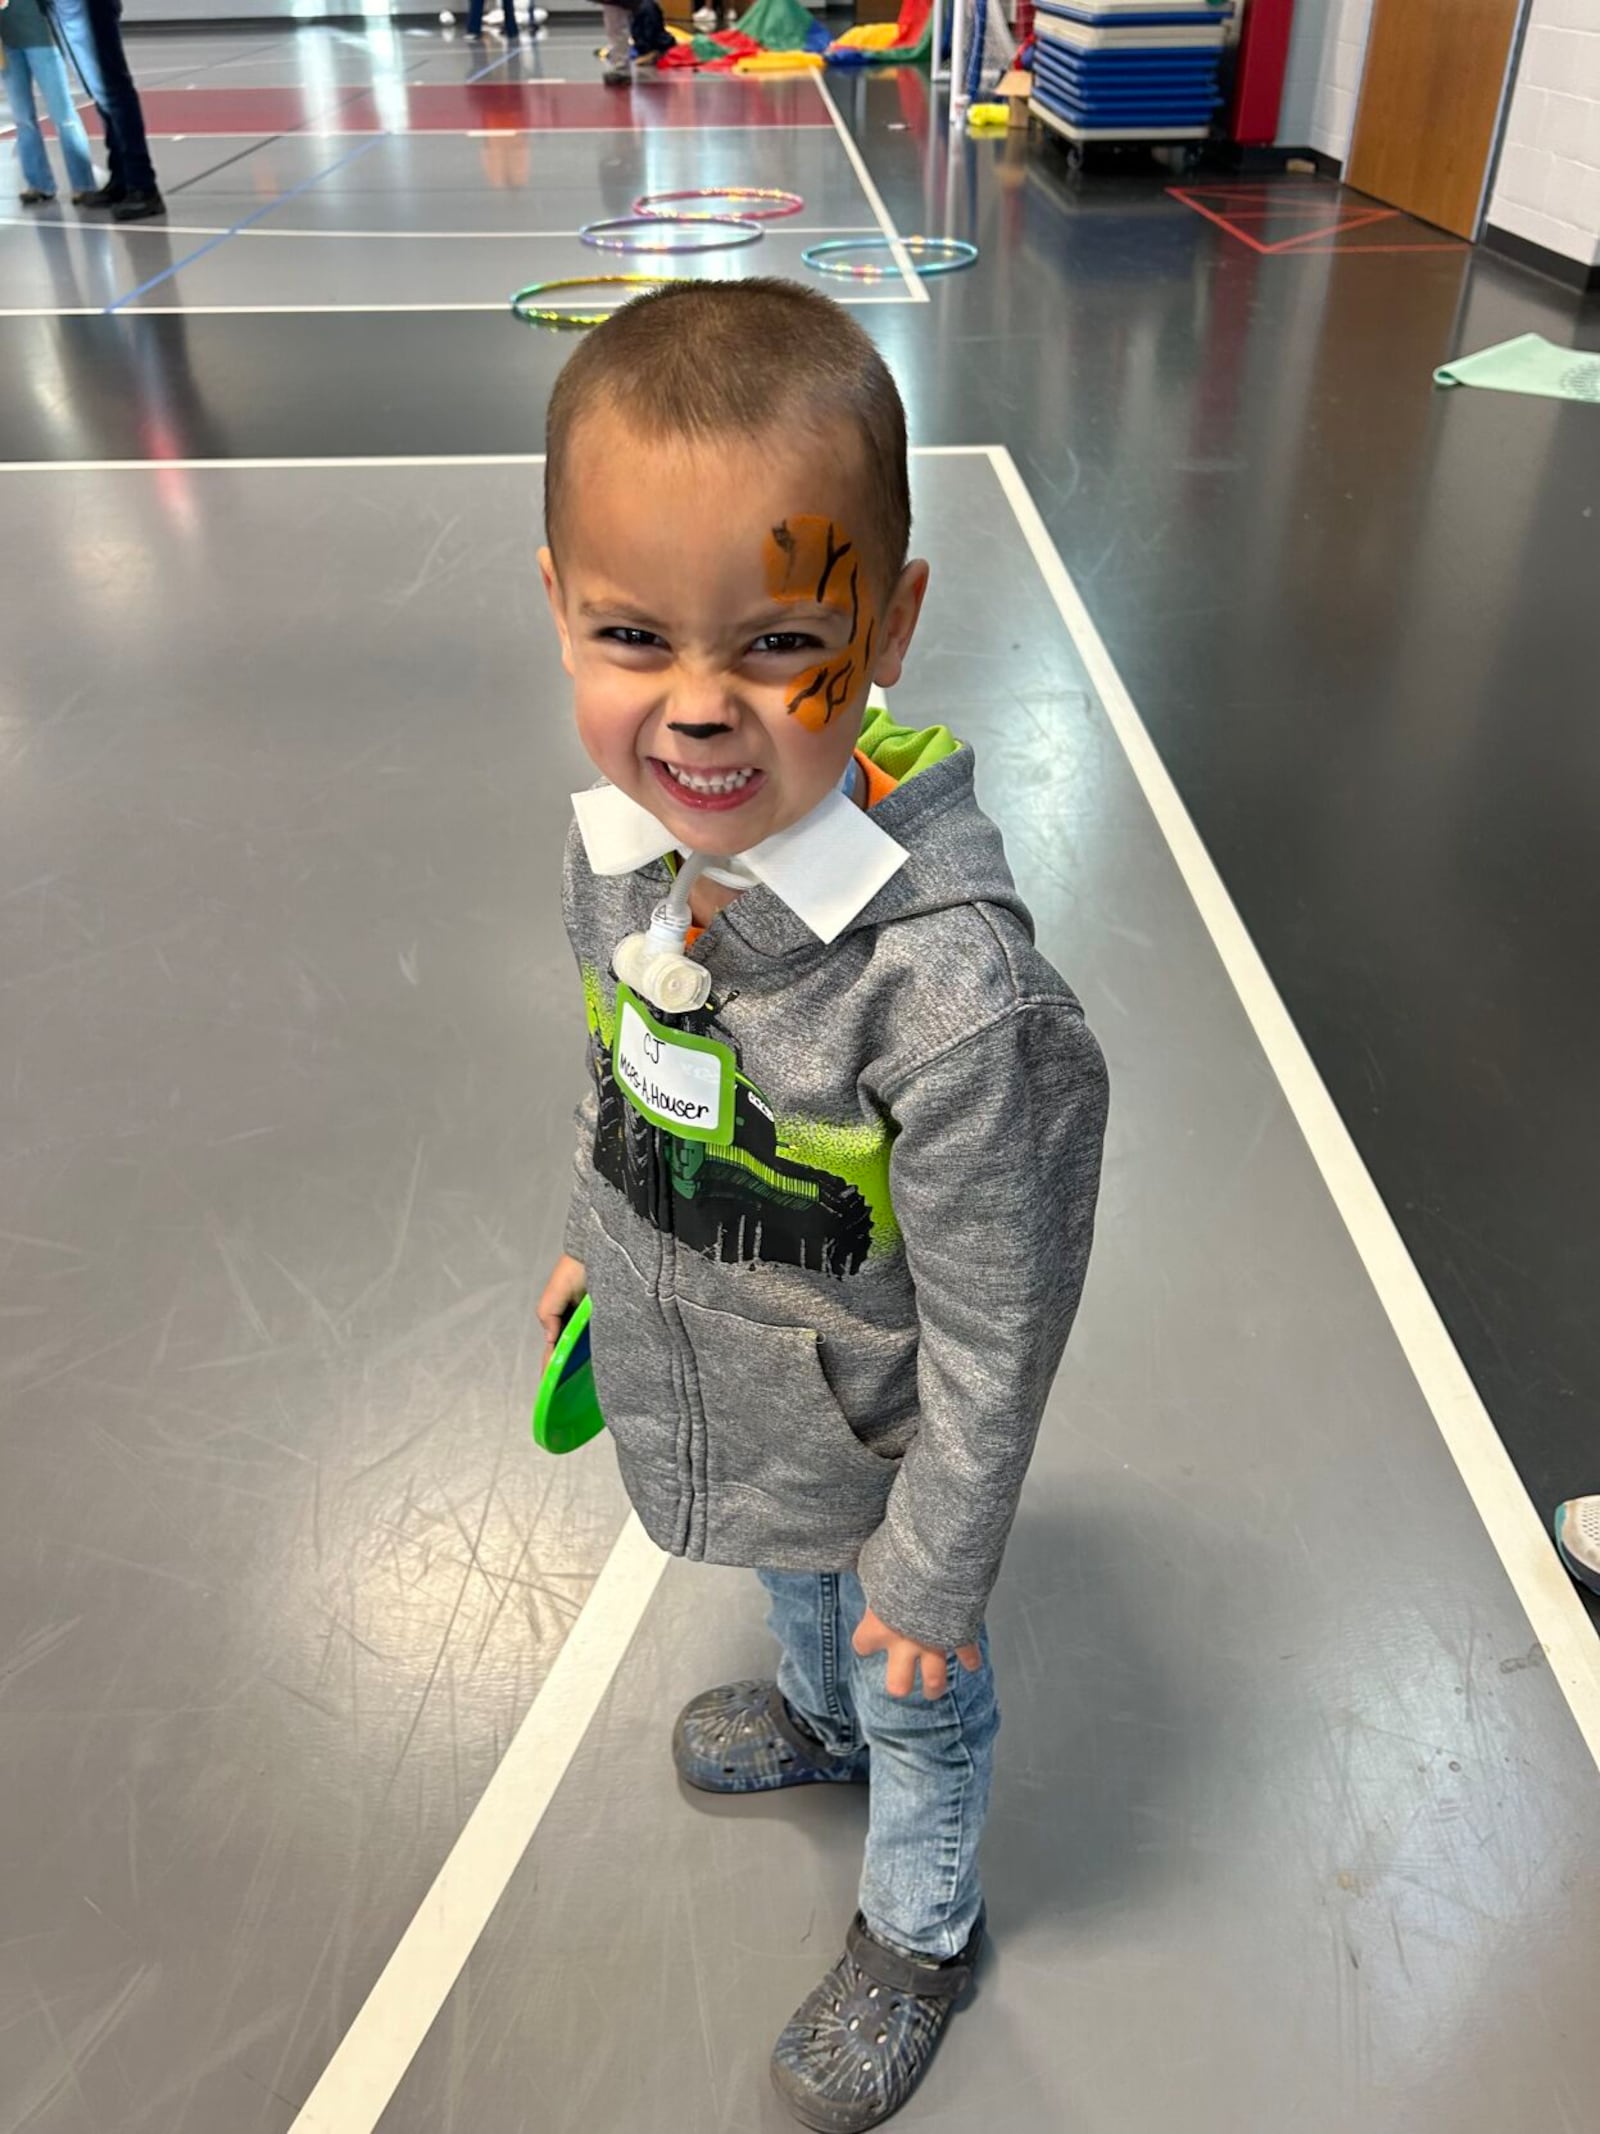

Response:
(599, 1), (632, 81)
(465, 0), (546, 34)
(47, 0), (106, 109)
(78, 0), (161, 216)
(3, 51), (57, 200)
(465, 0), (517, 35)
(25, 43), (97, 195)
(630, 0), (674, 62)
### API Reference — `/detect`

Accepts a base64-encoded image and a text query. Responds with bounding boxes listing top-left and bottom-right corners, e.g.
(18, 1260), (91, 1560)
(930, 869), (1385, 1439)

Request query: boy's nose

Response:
(668, 719), (733, 742)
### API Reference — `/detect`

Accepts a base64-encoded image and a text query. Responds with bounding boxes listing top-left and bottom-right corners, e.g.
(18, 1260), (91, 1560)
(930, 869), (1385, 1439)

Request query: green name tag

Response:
(612, 985), (735, 1145)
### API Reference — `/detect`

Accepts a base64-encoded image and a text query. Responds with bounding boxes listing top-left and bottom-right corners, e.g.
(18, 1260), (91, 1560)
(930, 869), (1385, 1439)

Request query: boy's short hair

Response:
(544, 278), (911, 585)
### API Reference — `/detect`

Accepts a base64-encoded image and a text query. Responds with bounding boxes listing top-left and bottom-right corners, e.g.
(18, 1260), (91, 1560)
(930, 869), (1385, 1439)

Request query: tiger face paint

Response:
(763, 516), (878, 736)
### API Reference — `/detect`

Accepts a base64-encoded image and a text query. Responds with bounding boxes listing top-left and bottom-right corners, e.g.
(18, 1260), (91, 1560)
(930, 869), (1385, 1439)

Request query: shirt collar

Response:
(570, 776), (908, 947)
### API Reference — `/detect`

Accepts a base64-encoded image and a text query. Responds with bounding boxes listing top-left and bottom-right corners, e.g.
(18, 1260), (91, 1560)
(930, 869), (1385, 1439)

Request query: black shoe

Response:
(112, 190), (166, 223)
(20, 190), (57, 208)
(770, 1911), (984, 2132)
(78, 181), (127, 209)
(71, 189), (101, 207)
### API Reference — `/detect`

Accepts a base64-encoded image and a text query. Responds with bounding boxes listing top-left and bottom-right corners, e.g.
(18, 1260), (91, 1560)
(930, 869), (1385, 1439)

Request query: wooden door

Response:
(1346, 0), (1523, 240)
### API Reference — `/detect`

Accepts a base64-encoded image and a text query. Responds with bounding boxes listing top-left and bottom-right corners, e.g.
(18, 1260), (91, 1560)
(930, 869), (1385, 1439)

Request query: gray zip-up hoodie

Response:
(561, 720), (1108, 1649)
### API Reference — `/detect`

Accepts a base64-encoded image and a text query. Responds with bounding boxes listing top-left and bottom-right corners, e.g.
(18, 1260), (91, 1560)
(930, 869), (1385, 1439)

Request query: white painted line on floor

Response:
(0, 440), (988, 481)
(464, 120), (834, 134)
(3, 120), (833, 142)
(0, 218), (882, 240)
(811, 71), (927, 305)
(983, 440), (1600, 1774)
(66, 295), (913, 314)
(288, 1512), (668, 2134)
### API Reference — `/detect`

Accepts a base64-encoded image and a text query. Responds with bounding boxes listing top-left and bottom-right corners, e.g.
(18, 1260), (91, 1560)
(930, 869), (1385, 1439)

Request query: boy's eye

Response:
(749, 631), (823, 656)
(598, 626), (666, 651)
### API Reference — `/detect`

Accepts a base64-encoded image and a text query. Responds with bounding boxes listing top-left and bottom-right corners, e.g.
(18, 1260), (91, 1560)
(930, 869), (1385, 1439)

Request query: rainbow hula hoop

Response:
(509, 274), (697, 329)
(633, 185), (804, 222)
(580, 213), (764, 254)
(802, 235), (979, 281)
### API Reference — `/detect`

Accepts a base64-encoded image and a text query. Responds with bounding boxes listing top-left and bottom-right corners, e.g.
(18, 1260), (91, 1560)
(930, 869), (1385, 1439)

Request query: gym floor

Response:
(2, 23), (1598, 2133)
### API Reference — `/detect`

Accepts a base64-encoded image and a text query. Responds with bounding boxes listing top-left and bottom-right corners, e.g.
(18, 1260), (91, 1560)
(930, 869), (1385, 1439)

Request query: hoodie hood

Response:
(710, 719), (1033, 967)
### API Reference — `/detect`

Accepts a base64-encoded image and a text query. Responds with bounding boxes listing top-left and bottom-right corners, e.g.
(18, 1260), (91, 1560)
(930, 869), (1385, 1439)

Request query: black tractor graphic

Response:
(588, 1025), (873, 1277)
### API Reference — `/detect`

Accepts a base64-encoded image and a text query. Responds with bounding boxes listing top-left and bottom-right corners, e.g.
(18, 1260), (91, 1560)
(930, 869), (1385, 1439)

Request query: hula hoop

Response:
(633, 185), (804, 222)
(509, 274), (696, 329)
(801, 235), (979, 281)
(580, 213), (764, 254)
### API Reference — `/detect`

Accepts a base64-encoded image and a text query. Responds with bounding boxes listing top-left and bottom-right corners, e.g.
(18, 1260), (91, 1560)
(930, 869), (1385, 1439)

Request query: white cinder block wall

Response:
(1278, 0), (1376, 164)
(1486, 0), (1600, 268)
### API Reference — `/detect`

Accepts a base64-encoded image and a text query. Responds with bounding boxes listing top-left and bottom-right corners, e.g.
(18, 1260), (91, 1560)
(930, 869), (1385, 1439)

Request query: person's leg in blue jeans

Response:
(26, 44), (97, 195)
(4, 51), (57, 199)
(759, 1568), (997, 1958)
(465, 0), (522, 34)
(47, 0), (107, 110)
(673, 1573), (997, 2126)
(756, 1568), (998, 2127)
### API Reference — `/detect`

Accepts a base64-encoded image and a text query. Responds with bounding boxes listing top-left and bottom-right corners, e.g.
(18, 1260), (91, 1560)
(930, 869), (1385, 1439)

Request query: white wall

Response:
(1485, 0), (1600, 269)
(1278, 0), (1375, 163)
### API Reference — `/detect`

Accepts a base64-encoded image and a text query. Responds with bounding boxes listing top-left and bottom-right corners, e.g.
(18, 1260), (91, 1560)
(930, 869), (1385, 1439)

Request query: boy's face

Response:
(540, 411), (928, 858)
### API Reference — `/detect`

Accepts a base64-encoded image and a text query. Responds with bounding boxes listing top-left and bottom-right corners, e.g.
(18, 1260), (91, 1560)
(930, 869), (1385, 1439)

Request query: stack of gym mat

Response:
(1030, 0), (1232, 143)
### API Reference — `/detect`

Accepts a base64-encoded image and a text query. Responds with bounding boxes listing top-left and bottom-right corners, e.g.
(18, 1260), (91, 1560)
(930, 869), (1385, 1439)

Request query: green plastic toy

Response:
(532, 1294), (606, 1454)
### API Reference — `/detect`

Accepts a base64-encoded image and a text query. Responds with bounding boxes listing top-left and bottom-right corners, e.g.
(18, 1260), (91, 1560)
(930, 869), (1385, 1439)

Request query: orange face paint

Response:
(763, 516), (878, 735)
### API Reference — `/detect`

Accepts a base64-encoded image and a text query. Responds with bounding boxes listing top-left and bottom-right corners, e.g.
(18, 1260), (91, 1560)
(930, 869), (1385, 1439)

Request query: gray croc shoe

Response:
(672, 1680), (868, 1794)
(770, 1910), (983, 2132)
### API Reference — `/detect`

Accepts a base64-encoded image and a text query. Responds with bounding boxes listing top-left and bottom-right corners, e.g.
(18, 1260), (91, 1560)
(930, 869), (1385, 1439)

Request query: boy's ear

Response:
(538, 546), (576, 678)
(869, 560), (930, 691)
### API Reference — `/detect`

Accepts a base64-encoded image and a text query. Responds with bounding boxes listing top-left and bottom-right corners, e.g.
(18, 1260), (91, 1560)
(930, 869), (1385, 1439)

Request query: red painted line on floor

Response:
(130, 78), (830, 136)
(1166, 187), (1274, 254)
(1167, 187), (1458, 257)
(1181, 202), (1378, 220)
(132, 82), (383, 137)
(1264, 207), (1397, 253)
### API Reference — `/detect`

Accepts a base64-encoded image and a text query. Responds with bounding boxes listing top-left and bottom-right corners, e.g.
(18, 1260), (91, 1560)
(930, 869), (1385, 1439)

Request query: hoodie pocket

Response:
(677, 1297), (898, 1560)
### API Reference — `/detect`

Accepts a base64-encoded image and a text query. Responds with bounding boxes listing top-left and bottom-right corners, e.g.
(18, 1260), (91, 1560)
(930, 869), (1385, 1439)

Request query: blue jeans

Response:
(466, 0), (520, 32)
(46, 0), (107, 110)
(4, 45), (96, 197)
(757, 1568), (999, 1962)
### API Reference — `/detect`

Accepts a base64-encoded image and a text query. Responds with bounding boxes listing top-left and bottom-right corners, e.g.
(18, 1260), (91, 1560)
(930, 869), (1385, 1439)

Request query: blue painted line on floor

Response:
(464, 47), (523, 82)
(105, 132), (389, 313)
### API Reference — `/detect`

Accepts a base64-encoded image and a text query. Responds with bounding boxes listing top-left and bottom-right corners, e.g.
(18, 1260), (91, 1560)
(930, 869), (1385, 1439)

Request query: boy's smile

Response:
(541, 412), (927, 859)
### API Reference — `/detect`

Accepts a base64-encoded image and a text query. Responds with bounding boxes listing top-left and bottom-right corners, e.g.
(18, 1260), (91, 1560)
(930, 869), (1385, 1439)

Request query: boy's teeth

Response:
(667, 764), (756, 795)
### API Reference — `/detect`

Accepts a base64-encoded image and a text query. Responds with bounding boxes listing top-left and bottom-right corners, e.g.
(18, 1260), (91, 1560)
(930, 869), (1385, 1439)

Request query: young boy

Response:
(538, 279), (1107, 2131)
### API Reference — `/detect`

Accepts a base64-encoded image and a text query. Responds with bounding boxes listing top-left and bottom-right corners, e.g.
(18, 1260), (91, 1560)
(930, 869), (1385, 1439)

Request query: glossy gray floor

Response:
(0, 462), (629, 2132)
(4, 452), (1596, 2131)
